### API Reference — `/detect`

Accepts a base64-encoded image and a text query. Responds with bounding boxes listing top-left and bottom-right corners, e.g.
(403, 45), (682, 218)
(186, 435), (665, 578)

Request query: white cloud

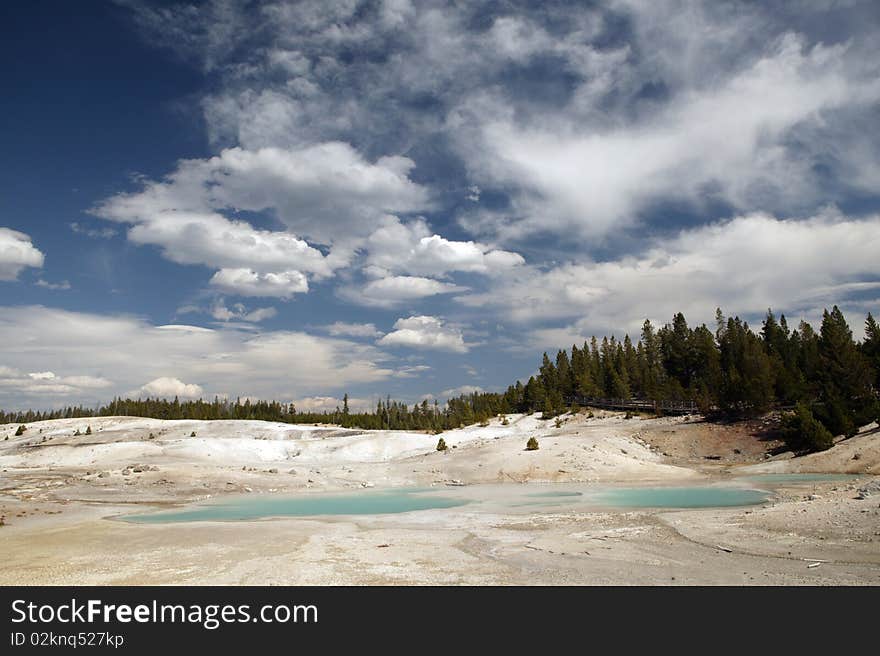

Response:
(365, 215), (523, 277)
(458, 209), (880, 342)
(456, 31), (880, 241)
(323, 322), (382, 338)
(394, 364), (431, 378)
(134, 377), (204, 399)
(293, 395), (374, 413)
(35, 279), (71, 290)
(126, 211), (333, 277)
(95, 142), (429, 255)
(69, 222), (117, 239)
(378, 315), (469, 353)
(0, 228), (44, 281)
(0, 367), (112, 398)
(210, 268), (308, 298)
(338, 275), (466, 308)
(439, 385), (484, 398)
(210, 300), (277, 323)
(0, 306), (396, 409)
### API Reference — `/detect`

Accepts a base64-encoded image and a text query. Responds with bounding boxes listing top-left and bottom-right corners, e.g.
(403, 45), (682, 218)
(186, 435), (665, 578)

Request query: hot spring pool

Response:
(120, 481), (776, 523)
(587, 485), (770, 509)
(122, 488), (468, 524)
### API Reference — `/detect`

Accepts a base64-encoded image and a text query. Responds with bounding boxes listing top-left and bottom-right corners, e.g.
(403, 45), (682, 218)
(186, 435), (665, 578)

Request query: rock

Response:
(733, 448), (742, 454)
(807, 494), (822, 501)
(288, 468), (297, 475)
(852, 453), (861, 460)
(267, 468), (278, 474)
(98, 471), (110, 478)
(361, 481), (374, 488)
(121, 469), (131, 476)
(856, 480), (880, 499)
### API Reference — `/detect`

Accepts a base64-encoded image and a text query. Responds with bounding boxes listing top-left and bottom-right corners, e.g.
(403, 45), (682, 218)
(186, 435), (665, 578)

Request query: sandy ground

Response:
(0, 411), (878, 585)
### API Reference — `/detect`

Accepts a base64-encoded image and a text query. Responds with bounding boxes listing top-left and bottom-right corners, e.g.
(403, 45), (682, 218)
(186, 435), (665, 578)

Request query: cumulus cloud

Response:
(293, 395), (373, 413)
(134, 377), (204, 399)
(378, 316), (468, 353)
(365, 215), (523, 277)
(0, 306), (396, 408)
(458, 209), (880, 342)
(338, 275), (466, 308)
(0, 228), (44, 281)
(0, 367), (112, 398)
(210, 300), (277, 323)
(209, 267), (308, 298)
(323, 322), (382, 338)
(94, 143), (429, 272)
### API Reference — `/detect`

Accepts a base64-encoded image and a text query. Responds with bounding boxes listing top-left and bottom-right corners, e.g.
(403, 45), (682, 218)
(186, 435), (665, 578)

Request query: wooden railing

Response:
(566, 396), (698, 415)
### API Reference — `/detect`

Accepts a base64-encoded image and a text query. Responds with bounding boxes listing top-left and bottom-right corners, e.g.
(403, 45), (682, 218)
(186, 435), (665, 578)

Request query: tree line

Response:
(3, 306), (878, 451)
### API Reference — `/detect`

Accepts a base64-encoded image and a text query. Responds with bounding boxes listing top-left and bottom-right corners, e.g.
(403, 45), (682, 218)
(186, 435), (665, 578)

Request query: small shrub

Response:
(14, 425), (26, 436)
(586, 411), (595, 419)
(148, 432), (155, 439)
(190, 431), (197, 437)
(85, 426), (92, 435)
(500, 415), (509, 426)
(624, 411), (633, 420)
(74, 429), (81, 436)
(436, 437), (448, 452)
(526, 437), (539, 451)
(554, 417), (563, 428)
(479, 419), (490, 427)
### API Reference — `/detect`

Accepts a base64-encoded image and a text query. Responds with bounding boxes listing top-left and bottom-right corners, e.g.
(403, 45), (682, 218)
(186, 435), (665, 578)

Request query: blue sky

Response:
(1, 0), (879, 411)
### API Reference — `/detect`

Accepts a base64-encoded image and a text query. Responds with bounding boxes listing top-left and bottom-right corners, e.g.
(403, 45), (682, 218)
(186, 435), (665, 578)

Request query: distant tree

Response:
(14, 425), (25, 436)
(436, 437), (447, 452)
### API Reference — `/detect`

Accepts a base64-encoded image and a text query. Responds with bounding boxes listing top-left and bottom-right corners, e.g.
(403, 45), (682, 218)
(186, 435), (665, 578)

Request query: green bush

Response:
(436, 438), (448, 452)
(781, 403), (834, 453)
(526, 437), (539, 451)
(14, 425), (26, 436)
(554, 417), (563, 428)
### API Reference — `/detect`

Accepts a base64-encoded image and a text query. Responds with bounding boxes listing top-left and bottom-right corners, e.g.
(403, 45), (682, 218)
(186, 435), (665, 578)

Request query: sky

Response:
(1, 0), (879, 411)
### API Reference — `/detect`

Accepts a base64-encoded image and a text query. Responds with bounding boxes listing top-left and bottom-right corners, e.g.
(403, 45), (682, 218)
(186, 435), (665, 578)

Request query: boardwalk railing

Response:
(566, 396), (698, 416)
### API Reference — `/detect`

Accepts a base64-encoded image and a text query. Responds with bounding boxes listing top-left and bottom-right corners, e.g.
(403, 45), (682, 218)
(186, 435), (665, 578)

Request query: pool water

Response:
(587, 486), (770, 509)
(121, 480), (779, 523)
(123, 488), (468, 524)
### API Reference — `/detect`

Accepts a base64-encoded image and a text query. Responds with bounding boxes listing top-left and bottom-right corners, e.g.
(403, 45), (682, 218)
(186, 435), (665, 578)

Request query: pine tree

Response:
(815, 306), (874, 436)
(862, 313), (880, 388)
